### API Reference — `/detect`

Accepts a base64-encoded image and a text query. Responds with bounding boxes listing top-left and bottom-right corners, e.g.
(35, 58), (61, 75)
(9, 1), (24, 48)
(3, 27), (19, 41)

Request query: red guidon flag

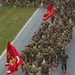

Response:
(5, 41), (23, 75)
(5, 58), (17, 75)
(43, 4), (54, 21)
(5, 41), (13, 66)
(13, 47), (23, 66)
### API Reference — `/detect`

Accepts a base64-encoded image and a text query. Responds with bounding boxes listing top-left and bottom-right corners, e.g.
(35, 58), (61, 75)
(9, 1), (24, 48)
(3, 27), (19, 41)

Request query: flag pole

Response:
(23, 62), (31, 75)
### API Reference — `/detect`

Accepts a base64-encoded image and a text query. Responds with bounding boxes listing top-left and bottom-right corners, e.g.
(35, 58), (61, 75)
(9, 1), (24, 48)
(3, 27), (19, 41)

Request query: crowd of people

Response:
(0, 0), (50, 7)
(20, 0), (75, 75)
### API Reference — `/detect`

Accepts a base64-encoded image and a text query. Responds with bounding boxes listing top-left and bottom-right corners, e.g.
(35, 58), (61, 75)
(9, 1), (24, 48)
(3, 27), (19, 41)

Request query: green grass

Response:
(0, 5), (37, 55)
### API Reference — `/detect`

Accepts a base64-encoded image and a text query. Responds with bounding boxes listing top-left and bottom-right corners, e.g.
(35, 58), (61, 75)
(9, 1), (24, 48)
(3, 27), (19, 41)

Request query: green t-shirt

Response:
(60, 53), (69, 61)
(24, 49), (29, 57)
(20, 54), (26, 61)
(49, 50), (56, 58)
(30, 68), (38, 75)
(36, 55), (43, 63)
(43, 49), (49, 60)
(41, 64), (49, 73)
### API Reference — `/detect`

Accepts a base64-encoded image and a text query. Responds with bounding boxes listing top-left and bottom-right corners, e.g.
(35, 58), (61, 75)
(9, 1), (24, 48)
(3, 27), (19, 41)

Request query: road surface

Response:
(49, 26), (75, 75)
(0, 7), (46, 75)
(0, 6), (75, 75)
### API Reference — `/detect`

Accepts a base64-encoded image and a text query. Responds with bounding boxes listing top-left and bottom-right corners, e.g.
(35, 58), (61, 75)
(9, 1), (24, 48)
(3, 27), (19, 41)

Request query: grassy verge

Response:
(0, 5), (37, 55)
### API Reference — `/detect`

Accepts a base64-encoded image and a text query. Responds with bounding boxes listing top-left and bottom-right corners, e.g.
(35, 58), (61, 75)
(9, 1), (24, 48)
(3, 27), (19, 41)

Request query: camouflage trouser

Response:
(61, 60), (67, 72)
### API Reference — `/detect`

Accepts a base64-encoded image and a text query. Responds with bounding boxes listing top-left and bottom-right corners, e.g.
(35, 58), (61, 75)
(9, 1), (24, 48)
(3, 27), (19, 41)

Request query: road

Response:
(0, 7), (46, 75)
(0, 6), (75, 75)
(50, 26), (75, 75)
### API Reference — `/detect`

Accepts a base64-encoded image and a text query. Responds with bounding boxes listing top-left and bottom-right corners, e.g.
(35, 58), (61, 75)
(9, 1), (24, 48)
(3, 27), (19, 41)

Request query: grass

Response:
(0, 5), (37, 55)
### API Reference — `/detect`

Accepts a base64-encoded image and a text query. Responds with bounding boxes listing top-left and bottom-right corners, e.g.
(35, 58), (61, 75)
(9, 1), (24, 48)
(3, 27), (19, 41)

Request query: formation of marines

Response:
(0, 0), (50, 7)
(20, 0), (75, 75)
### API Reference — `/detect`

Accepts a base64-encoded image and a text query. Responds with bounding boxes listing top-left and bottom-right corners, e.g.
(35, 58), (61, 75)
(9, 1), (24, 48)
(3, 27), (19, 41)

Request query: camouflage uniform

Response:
(60, 52), (69, 73)
(30, 65), (38, 75)
(36, 52), (43, 67)
(41, 64), (50, 75)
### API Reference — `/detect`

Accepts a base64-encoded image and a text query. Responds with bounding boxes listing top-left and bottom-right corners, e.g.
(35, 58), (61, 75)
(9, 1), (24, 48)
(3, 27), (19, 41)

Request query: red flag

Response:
(5, 41), (13, 66)
(6, 41), (23, 66)
(13, 47), (23, 66)
(6, 64), (15, 75)
(43, 4), (54, 21)
(6, 62), (17, 75)
(5, 41), (23, 75)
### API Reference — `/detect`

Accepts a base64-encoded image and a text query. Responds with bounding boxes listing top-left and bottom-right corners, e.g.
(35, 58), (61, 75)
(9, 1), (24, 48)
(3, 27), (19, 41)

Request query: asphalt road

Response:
(0, 7), (46, 75)
(0, 6), (75, 75)
(49, 26), (75, 75)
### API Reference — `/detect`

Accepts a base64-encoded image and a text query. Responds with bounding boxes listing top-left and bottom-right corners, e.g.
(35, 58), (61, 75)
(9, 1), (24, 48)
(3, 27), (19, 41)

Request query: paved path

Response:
(50, 26), (75, 75)
(0, 6), (75, 75)
(0, 7), (47, 75)
(66, 26), (75, 75)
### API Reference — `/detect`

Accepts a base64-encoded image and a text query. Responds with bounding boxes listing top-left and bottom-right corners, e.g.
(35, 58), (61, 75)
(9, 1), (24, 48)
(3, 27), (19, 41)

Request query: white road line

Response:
(14, 8), (39, 41)
(0, 8), (40, 59)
